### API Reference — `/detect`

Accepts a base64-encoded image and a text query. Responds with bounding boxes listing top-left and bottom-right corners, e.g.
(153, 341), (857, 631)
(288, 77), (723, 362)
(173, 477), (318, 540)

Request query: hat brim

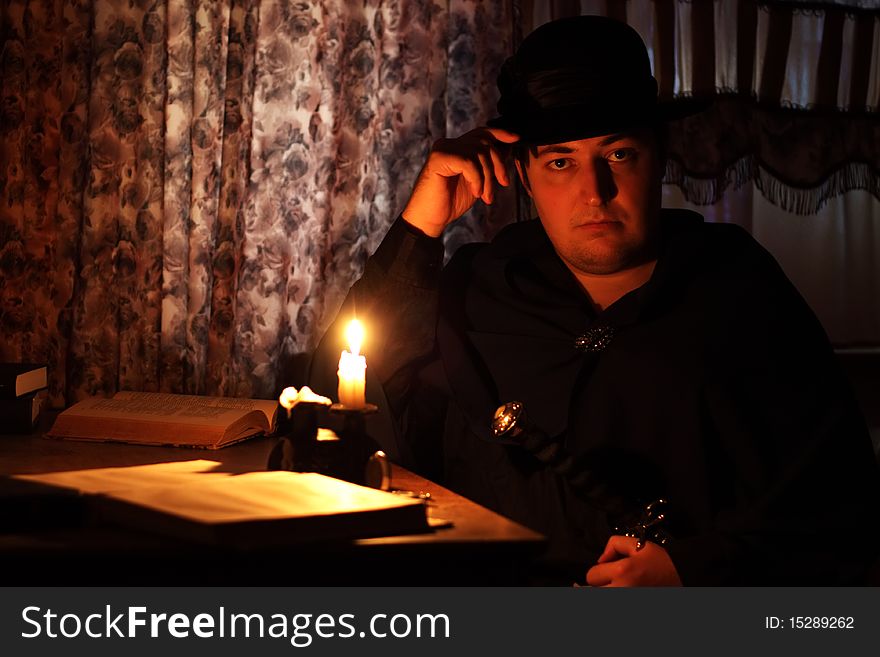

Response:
(487, 97), (712, 145)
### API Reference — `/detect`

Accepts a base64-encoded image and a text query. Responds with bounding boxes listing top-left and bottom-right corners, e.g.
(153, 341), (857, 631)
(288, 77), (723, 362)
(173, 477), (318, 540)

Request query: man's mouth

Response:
(573, 219), (620, 228)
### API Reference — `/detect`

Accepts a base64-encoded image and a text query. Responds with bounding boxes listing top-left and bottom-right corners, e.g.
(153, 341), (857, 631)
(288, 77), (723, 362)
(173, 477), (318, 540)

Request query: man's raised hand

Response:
(401, 127), (520, 237)
(585, 535), (683, 587)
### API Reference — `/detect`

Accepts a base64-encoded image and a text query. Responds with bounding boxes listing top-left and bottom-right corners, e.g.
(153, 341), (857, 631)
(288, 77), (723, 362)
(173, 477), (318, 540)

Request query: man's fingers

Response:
(585, 562), (616, 587)
(425, 128), (519, 206)
(430, 146), (486, 197)
(484, 127), (520, 144)
(489, 147), (509, 187)
(590, 538), (683, 587)
(435, 129), (516, 184)
(477, 152), (494, 203)
(597, 535), (638, 563)
(403, 128), (516, 235)
(446, 157), (483, 199)
(480, 128), (517, 190)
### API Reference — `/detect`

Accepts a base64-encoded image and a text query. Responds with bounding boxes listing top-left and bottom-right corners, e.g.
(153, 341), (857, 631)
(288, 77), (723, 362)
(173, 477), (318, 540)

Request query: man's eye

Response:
(609, 149), (633, 162)
(549, 159), (569, 170)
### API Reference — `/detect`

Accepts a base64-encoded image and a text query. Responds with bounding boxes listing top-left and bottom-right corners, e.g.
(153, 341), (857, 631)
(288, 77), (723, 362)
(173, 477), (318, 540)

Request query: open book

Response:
(46, 391), (278, 449)
(14, 461), (429, 547)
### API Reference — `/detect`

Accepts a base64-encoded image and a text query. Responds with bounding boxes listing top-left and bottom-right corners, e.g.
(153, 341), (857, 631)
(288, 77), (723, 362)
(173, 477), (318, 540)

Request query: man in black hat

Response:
(311, 16), (880, 585)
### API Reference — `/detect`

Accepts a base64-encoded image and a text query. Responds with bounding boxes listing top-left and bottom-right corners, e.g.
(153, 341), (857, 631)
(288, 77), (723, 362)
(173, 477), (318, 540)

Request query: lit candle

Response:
(337, 319), (366, 408)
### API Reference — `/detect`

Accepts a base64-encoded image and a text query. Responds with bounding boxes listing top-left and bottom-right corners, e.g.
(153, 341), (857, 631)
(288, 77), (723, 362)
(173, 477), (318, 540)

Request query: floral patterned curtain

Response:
(5, 0), (876, 407)
(0, 0), (516, 405)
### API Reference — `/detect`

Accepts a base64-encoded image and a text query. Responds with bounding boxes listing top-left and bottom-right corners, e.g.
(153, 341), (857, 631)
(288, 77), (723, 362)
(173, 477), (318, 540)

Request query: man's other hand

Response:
(401, 127), (520, 237)
(585, 535), (683, 587)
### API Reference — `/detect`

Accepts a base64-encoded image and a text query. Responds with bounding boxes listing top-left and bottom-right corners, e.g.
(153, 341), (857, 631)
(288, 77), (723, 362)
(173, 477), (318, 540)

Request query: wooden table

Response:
(0, 421), (545, 585)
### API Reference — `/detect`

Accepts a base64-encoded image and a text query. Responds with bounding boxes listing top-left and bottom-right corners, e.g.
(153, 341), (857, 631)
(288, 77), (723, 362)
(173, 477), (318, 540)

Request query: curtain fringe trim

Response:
(664, 158), (880, 215)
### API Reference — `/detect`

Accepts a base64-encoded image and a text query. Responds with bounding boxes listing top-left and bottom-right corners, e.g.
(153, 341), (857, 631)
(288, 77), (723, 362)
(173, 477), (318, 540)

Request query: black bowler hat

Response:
(488, 15), (709, 145)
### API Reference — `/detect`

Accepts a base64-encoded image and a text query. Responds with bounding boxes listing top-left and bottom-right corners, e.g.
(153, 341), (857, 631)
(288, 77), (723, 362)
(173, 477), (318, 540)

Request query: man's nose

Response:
(579, 160), (615, 206)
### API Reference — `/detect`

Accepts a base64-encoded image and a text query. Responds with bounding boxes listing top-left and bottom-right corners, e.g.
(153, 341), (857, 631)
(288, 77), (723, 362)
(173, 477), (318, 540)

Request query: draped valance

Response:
(526, 0), (879, 213)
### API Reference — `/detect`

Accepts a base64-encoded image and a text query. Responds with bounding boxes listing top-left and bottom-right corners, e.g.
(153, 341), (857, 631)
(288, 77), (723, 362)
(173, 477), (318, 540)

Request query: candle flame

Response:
(345, 319), (364, 356)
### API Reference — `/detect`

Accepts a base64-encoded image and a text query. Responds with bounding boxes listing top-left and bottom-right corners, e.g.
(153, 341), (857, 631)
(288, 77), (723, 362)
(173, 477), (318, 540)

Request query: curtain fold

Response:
(0, 0), (515, 404)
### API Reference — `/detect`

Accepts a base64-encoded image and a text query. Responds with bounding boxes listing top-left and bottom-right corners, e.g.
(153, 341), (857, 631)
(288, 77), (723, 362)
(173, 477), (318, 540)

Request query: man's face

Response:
(517, 127), (663, 276)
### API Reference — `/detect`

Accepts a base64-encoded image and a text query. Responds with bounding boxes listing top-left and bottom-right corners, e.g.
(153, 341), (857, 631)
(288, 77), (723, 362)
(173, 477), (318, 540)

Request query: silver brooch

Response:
(491, 401), (523, 438)
(574, 325), (615, 352)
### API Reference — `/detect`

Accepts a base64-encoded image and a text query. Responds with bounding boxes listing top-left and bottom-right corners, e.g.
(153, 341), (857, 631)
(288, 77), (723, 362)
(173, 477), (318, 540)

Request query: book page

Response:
(113, 391), (278, 426)
(16, 462), (430, 545)
(46, 395), (275, 448)
(15, 460), (225, 494)
(16, 463), (424, 522)
(56, 395), (263, 429)
(104, 471), (424, 523)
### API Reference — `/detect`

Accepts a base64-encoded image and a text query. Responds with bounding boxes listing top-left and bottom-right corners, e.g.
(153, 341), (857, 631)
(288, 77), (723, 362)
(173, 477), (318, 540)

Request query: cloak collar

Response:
(437, 209), (706, 439)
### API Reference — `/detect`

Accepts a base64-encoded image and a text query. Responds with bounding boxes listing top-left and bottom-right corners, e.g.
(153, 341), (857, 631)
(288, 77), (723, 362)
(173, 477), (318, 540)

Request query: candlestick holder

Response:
(266, 401), (327, 474)
(267, 401), (390, 490)
(328, 403), (390, 489)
